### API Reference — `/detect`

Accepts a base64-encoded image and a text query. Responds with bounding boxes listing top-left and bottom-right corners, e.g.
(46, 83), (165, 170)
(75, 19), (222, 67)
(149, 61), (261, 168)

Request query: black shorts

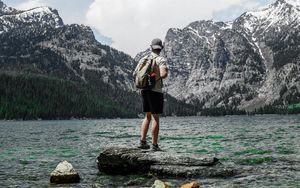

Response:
(141, 90), (164, 114)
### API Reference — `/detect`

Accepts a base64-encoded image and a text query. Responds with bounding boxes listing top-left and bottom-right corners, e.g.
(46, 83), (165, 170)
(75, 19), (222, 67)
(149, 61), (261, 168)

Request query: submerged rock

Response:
(97, 147), (236, 178)
(50, 160), (80, 184)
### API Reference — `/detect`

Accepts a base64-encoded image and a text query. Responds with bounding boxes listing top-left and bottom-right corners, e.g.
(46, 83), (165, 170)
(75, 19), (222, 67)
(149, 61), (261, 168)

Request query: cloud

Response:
(14, 0), (46, 10)
(86, 0), (273, 57)
(213, 0), (268, 21)
(214, 0), (276, 22)
(92, 27), (113, 45)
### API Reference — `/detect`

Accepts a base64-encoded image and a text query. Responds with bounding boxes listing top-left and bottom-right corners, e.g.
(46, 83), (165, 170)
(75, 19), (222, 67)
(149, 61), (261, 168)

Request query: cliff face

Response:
(143, 0), (300, 110)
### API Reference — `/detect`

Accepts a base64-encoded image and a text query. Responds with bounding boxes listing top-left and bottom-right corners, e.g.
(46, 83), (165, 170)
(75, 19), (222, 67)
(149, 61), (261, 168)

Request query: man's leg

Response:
(141, 112), (152, 141)
(151, 114), (160, 145)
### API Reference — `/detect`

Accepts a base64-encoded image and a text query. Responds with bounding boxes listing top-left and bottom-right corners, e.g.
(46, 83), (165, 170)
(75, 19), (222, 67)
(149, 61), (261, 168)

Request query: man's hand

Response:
(160, 67), (168, 79)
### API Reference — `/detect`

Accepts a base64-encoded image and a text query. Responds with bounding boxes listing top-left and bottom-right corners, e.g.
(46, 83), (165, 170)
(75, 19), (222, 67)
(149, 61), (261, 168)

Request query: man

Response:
(134, 38), (169, 151)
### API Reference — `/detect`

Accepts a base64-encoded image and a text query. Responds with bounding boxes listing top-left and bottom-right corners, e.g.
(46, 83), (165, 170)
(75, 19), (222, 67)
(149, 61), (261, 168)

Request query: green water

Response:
(0, 115), (299, 187)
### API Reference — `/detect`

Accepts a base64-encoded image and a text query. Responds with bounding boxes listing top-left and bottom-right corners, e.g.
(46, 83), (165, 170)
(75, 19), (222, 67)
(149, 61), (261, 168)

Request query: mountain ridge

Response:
(0, 1), (196, 119)
(0, 0), (299, 118)
(0, 1), (141, 119)
(0, 4), (63, 32)
(0, 1), (134, 90)
(136, 0), (300, 111)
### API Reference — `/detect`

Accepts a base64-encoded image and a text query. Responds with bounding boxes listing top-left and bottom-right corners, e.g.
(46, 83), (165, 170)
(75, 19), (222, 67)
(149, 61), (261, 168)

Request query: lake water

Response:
(0, 115), (299, 187)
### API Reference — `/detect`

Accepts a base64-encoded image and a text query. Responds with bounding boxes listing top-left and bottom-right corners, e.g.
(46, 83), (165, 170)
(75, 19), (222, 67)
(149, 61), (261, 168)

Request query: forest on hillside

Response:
(0, 72), (198, 120)
(0, 72), (138, 120)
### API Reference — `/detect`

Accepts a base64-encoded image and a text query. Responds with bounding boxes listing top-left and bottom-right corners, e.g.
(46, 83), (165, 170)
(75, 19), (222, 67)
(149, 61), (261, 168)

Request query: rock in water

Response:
(180, 181), (200, 188)
(152, 180), (171, 188)
(50, 160), (80, 184)
(97, 147), (236, 178)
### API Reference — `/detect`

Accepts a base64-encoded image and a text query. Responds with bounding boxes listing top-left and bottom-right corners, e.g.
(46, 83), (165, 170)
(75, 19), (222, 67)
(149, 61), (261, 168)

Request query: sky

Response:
(3, 0), (275, 57)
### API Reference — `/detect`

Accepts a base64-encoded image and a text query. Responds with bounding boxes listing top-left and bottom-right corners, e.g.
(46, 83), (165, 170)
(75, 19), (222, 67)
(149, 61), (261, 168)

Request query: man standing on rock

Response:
(134, 38), (169, 151)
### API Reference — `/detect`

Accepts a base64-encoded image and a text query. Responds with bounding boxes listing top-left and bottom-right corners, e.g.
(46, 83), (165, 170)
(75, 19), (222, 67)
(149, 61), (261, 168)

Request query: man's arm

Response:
(160, 67), (168, 79)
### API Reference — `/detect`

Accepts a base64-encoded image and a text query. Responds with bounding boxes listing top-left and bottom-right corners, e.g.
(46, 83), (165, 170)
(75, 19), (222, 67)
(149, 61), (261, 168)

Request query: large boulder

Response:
(50, 160), (80, 184)
(97, 147), (236, 178)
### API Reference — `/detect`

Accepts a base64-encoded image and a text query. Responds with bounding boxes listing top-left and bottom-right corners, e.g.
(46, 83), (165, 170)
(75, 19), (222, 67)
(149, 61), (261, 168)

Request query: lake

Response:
(0, 115), (299, 187)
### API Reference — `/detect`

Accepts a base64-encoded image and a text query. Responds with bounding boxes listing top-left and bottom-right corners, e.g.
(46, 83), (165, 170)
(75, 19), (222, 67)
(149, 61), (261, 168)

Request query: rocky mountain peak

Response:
(278, 0), (300, 7)
(0, 0), (135, 93)
(0, 0), (17, 16)
(246, 0), (300, 20)
(18, 6), (64, 28)
(0, 4), (64, 33)
(233, 0), (300, 37)
(138, 0), (300, 111)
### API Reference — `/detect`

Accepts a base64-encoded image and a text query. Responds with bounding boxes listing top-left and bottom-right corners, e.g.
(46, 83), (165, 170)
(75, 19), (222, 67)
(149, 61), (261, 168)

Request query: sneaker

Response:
(138, 140), (150, 149)
(151, 144), (162, 151)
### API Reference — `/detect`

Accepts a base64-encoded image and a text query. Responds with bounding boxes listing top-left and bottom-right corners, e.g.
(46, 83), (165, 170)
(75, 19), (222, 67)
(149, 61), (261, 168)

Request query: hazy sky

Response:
(3, 0), (274, 56)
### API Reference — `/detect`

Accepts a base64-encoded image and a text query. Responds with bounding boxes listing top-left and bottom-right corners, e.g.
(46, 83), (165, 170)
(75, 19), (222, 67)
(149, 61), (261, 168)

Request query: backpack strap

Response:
(143, 55), (158, 71)
(149, 56), (159, 70)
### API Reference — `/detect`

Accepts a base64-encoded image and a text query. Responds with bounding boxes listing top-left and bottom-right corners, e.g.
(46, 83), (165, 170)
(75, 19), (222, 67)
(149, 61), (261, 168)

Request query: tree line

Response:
(0, 72), (299, 120)
(0, 72), (136, 120)
(0, 72), (200, 120)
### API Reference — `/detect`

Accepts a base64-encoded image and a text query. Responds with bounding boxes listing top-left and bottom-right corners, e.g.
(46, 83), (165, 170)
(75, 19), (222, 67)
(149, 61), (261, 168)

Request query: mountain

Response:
(1, 0), (298, 119)
(137, 0), (300, 112)
(0, 1), (140, 119)
(0, 0), (18, 16)
(0, 1), (196, 119)
(0, 1), (134, 91)
(232, 0), (300, 110)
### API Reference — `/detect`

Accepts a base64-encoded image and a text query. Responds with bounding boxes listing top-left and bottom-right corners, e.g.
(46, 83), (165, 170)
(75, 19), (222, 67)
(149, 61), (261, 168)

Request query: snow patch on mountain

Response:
(285, 0), (300, 7)
(0, 4), (63, 33)
(221, 22), (233, 30)
(16, 7), (63, 28)
(239, 0), (300, 36)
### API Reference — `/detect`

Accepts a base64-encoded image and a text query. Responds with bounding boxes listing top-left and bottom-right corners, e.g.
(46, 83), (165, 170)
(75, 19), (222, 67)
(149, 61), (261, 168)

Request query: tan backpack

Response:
(134, 57), (158, 89)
